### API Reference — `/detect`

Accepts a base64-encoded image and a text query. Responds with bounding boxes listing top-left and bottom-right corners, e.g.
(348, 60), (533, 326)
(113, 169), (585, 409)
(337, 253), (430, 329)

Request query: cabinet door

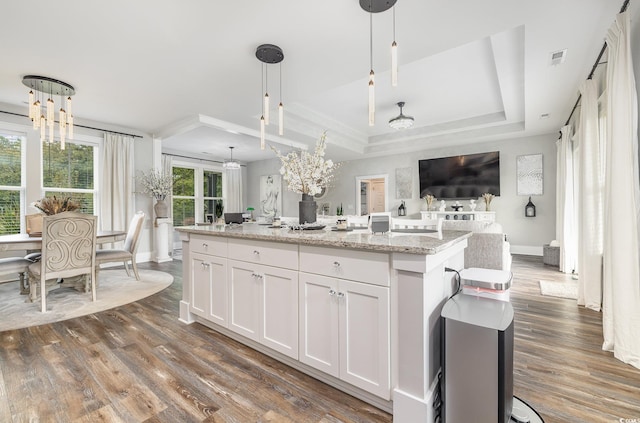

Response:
(207, 256), (228, 327)
(299, 273), (340, 377)
(261, 266), (299, 359)
(228, 259), (260, 341)
(339, 279), (390, 399)
(189, 252), (210, 318)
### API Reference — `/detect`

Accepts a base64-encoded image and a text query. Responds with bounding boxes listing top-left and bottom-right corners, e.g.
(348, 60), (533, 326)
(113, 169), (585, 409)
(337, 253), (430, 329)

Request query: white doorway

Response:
(355, 174), (388, 216)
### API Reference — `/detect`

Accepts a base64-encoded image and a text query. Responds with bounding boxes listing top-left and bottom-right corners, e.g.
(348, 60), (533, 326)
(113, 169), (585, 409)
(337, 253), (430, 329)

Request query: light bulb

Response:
(391, 41), (398, 87)
(368, 70), (375, 126)
(264, 93), (270, 125)
(260, 115), (265, 150)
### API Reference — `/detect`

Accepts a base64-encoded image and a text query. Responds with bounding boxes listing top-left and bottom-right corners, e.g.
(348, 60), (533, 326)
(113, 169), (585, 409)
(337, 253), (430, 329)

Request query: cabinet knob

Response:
(202, 243), (208, 248)
(252, 273), (263, 279)
(253, 250), (260, 255)
(201, 262), (210, 268)
(333, 261), (340, 267)
(337, 292), (345, 298)
(329, 289), (337, 296)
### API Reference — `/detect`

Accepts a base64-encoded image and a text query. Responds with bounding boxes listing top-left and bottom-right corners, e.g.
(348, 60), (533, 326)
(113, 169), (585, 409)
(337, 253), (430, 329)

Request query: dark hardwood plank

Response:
(1, 257), (639, 422)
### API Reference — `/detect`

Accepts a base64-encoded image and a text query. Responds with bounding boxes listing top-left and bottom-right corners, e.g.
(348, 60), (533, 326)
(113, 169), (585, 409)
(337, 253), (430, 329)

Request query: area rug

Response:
(0, 269), (173, 332)
(539, 280), (578, 300)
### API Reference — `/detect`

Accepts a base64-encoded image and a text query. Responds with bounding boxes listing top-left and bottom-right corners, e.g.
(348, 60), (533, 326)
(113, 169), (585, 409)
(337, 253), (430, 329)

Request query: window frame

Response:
(0, 129), (27, 234)
(40, 136), (100, 216)
(172, 160), (224, 224)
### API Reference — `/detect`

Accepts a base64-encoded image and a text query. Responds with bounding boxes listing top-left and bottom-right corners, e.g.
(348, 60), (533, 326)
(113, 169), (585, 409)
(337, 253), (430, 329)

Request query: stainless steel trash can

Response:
(441, 294), (514, 423)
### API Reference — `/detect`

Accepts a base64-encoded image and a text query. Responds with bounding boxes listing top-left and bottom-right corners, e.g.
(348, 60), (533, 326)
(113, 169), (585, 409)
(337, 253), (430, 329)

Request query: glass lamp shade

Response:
(389, 101), (414, 130)
(223, 160), (241, 170)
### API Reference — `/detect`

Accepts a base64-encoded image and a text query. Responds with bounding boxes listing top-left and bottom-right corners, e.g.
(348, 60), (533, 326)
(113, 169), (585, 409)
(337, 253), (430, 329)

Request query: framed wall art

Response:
(516, 154), (543, 195)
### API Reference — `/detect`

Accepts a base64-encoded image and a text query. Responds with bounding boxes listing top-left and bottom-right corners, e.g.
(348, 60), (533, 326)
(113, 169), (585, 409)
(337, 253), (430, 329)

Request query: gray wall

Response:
(246, 133), (558, 255)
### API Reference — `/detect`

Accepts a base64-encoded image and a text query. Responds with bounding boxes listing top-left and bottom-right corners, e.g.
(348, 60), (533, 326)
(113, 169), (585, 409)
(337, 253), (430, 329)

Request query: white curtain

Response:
(577, 80), (604, 311)
(223, 168), (243, 213)
(556, 125), (578, 274)
(99, 133), (135, 233)
(602, 11), (640, 368)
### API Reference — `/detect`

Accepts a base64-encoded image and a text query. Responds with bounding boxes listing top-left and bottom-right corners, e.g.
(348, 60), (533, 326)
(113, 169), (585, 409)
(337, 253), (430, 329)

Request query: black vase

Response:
(299, 193), (317, 224)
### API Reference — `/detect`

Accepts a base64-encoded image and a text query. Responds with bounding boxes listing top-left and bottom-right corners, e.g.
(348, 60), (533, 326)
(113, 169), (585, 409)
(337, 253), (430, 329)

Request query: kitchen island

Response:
(175, 223), (471, 423)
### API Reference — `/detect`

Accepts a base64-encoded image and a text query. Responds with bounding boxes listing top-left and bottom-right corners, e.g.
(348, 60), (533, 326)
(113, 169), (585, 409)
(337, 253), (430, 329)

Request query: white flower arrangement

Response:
(272, 132), (337, 196)
(138, 169), (174, 201)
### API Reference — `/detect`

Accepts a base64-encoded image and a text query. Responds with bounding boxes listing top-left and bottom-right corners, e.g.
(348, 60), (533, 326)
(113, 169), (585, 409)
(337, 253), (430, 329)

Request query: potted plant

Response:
(138, 169), (175, 218)
(272, 132), (338, 224)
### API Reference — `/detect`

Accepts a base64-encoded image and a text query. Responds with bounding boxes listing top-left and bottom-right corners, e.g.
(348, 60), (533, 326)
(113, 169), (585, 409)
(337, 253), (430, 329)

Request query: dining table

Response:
(0, 231), (127, 252)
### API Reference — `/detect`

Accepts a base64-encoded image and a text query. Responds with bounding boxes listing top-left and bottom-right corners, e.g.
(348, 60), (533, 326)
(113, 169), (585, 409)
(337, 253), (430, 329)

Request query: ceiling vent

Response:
(549, 49), (567, 66)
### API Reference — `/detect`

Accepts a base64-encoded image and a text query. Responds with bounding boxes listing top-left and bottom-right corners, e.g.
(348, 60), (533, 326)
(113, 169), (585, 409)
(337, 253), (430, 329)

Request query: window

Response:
(42, 141), (97, 215)
(172, 164), (223, 226)
(0, 133), (24, 235)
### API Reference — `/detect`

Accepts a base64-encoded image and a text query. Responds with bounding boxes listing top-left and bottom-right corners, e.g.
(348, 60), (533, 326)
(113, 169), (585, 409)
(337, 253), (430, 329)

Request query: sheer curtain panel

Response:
(223, 168), (243, 213)
(577, 80), (604, 311)
(602, 11), (640, 369)
(556, 125), (578, 274)
(100, 133), (135, 234)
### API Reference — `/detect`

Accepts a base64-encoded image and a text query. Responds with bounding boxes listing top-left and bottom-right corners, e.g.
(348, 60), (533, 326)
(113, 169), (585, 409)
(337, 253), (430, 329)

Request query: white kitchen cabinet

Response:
(228, 258), (299, 359)
(299, 272), (390, 399)
(190, 252), (228, 327)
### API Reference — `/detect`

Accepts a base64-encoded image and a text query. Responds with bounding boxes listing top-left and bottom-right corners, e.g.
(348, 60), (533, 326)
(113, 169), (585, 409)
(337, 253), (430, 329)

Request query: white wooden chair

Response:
(346, 215), (369, 228)
(391, 217), (444, 232)
(0, 257), (34, 294)
(95, 211), (145, 280)
(27, 211), (97, 312)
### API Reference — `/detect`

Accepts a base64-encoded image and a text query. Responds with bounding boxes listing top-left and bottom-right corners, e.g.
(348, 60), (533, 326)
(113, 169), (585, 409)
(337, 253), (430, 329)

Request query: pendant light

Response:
(23, 75), (75, 150)
(256, 44), (284, 150)
(388, 101), (414, 129)
(360, 0), (397, 126)
(223, 146), (241, 170)
(391, 6), (398, 87)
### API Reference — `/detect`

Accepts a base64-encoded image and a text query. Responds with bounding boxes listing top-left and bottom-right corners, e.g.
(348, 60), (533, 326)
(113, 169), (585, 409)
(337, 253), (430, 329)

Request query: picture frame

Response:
(259, 174), (282, 217)
(516, 154), (543, 195)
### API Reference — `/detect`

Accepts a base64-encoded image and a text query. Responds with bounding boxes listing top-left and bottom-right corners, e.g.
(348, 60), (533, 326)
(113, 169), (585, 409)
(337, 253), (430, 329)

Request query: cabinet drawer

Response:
(228, 238), (298, 270)
(299, 245), (390, 287)
(190, 235), (228, 257)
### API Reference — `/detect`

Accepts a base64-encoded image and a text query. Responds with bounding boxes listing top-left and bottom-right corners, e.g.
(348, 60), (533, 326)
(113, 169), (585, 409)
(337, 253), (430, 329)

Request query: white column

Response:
(154, 217), (172, 263)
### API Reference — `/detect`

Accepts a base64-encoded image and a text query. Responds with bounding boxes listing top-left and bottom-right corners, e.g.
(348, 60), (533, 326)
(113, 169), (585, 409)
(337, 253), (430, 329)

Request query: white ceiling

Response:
(0, 0), (631, 164)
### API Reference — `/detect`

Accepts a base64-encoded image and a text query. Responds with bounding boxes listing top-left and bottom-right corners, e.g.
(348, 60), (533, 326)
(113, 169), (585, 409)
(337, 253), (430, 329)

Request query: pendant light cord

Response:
(370, 11), (373, 71)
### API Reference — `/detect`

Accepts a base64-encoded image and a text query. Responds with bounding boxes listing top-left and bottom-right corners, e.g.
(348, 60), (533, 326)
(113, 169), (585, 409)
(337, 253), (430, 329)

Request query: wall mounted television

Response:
(419, 151), (500, 199)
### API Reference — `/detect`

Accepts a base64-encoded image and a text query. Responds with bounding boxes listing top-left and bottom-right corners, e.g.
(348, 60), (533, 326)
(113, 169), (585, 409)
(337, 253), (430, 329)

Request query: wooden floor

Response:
(0, 256), (638, 422)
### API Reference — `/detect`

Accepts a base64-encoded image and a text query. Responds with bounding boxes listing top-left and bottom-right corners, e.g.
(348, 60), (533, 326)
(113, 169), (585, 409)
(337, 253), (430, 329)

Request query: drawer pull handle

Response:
(333, 261), (340, 267)
(252, 273), (263, 279)
(329, 289), (337, 296)
(201, 262), (210, 268)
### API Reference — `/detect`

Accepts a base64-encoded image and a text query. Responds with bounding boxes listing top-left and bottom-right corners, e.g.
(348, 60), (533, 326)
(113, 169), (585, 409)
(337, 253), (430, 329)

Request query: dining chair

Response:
(0, 256), (35, 294)
(95, 211), (145, 281)
(27, 211), (97, 313)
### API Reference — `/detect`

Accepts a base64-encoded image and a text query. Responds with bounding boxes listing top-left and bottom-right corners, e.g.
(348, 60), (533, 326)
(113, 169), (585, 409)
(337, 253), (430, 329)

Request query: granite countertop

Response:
(174, 223), (471, 255)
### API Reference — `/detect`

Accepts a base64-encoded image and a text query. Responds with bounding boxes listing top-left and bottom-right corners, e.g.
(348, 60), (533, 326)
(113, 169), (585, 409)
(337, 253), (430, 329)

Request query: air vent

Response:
(549, 49), (567, 66)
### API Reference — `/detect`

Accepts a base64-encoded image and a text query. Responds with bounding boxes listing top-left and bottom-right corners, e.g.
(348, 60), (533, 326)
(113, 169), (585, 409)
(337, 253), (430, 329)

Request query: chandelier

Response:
(256, 44), (285, 150)
(223, 146), (241, 170)
(22, 75), (75, 150)
(389, 101), (414, 129)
